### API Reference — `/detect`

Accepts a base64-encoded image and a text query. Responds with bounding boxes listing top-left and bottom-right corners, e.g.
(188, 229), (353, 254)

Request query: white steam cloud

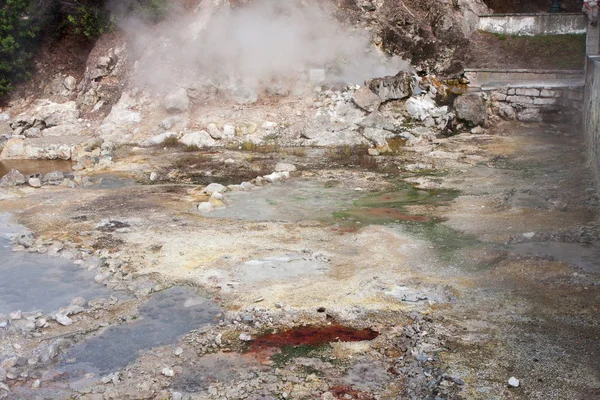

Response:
(123, 0), (411, 95)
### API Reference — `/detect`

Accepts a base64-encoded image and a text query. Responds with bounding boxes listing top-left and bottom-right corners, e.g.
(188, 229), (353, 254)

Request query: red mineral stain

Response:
(248, 324), (379, 352)
(330, 385), (376, 400)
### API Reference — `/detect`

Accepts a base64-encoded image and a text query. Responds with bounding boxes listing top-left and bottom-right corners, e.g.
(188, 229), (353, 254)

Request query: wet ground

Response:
(0, 160), (74, 177)
(0, 121), (599, 399)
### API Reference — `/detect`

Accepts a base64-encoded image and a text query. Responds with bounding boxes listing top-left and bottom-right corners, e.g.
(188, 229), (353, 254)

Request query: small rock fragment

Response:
(508, 377), (520, 388)
(162, 367), (175, 377)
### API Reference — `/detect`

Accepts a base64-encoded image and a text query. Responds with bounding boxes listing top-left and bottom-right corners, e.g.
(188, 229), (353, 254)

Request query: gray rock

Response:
(197, 202), (214, 213)
(162, 367), (175, 377)
(23, 127), (42, 138)
(54, 313), (73, 326)
(64, 76), (77, 91)
(28, 177), (41, 188)
(517, 108), (542, 123)
(0, 169), (26, 187)
(0, 367), (6, 383)
(172, 392), (183, 400)
(352, 86), (381, 113)
(42, 171), (64, 185)
(203, 183), (227, 194)
(145, 132), (178, 146)
(207, 123), (222, 140)
(366, 72), (413, 102)
(164, 88), (190, 113)
(508, 377), (520, 388)
(453, 93), (486, 126)
(180, 131), (216, 148)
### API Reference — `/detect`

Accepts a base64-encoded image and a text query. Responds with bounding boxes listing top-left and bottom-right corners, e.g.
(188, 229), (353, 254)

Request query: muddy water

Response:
(208, 180), (363, 221)
(509, 242), (600, 273)
(58, 287), (221, 377)
(0, 215), (112, 314)
(0, 159), (74, 177)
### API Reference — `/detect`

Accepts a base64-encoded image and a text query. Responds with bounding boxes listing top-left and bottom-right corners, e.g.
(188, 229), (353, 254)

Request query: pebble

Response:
(239, 333), (253, 341)
(55, 313), (73, 326)
(172, 392), (183, 400)
(508, 377), (520, 388)
(31, 379), (41, 389)
(198, 202), (214, 213)
(150, 172), (159, 182)
(28, 177), (41, 188)
(174, 347), (183, 357)
(162, 367), (175, 377)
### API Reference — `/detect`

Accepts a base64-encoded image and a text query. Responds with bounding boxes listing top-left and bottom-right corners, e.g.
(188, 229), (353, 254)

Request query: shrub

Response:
(0, 0), (38, 97)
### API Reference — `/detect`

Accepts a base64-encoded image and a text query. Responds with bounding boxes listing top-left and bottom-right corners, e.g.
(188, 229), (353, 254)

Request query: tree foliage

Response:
(0, 0), (168, 98)
(0, 0), (38, 97)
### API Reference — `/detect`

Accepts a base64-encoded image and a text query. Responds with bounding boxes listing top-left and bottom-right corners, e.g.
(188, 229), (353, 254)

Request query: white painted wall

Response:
(478, 13), (586, 36)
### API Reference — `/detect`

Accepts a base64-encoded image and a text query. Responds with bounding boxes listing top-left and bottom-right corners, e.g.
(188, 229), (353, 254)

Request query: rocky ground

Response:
(0, 118), (599, 400)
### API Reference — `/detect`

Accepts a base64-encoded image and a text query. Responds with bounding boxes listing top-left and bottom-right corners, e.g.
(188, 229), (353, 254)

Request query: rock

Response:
(264, 172), (282, 183)
(164, 88), (190, 113)
(508, 377), (520, 388)
(494, 102), (516, 120)
(162, 367), (175, 377)
(207, 123), (222, 140)
(239, 332), (253, 341)
(198, 202), (214, 213)
(352, 86), (381, 113)
(28, 177), (41, 188)
(203, 183), (227, 194)
(174, 347), (183, 357)
(150, 172), (159, 182)
(405, 96), (437, 121)
(31, 379), (41, 389)
(275, 163), (296, 172)
(23, 127), (42, 138)
(9, 310), (22, 320)
(64, 76), (77, 91)
(35, 318), (47, 328)
(172, 392), (183, 400)
(0, 169), (26, 187)
(160, 116), (180, 131)
(453, 93), (486, 126)
(223, 124), (236, 138)
(99, 93), (141, 138)
(470, 126), (485, 134)
(54, 313), (73, 326)
(517, 108), (542, 123)
(240, 182), (254, 190)
(233, 86), (258, 104)
(0, 367), (6, 383)
(366, 72), (413, 102)
(15, 234), (34, 248)
(145, 132), (178, 146)
(211, 192), (224, 201)
(42, 171), (64, 185)
(30, 100), (80, 128)
(180, 131), (217, 148)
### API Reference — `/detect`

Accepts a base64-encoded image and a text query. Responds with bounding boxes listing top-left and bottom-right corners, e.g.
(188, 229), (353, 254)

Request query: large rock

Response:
(352, 86), (381, 113)
(453, 93), (486, 126)
(405, 96), (437, 121)
(180, 131), (217, 148)
(0, 136), (89, 160)
(366, 72), (413, 102)
(0, 169), (26, 187)
(31, 100), (80, 127)
(164, 88), (190, 113)
(100, 93), (141, 138)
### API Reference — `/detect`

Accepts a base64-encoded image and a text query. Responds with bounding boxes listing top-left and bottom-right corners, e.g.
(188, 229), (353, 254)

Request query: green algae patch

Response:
(333, 184), (459, 225)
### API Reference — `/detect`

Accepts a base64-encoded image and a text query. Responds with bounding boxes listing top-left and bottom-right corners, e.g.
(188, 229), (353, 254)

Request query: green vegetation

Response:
(0, 0), (38, 97)
(270, 344), (331, 367)
(0, 0), (169, 99)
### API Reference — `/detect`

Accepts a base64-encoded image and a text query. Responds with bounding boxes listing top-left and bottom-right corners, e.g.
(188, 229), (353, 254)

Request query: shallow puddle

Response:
(0, 159), (74, 177)
(508, 242), (600, 273)
(0, 215), (113, 314)
(57, 287), (221, 377)
(208, 180), (362, 221)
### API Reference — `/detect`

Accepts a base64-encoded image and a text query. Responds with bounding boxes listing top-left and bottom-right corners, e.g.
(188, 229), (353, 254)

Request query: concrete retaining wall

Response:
(479, 84), (584, 123)
(478, 13), (586, 36)
(583, 56), (600, 188)
(464, 68), (585, 87)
